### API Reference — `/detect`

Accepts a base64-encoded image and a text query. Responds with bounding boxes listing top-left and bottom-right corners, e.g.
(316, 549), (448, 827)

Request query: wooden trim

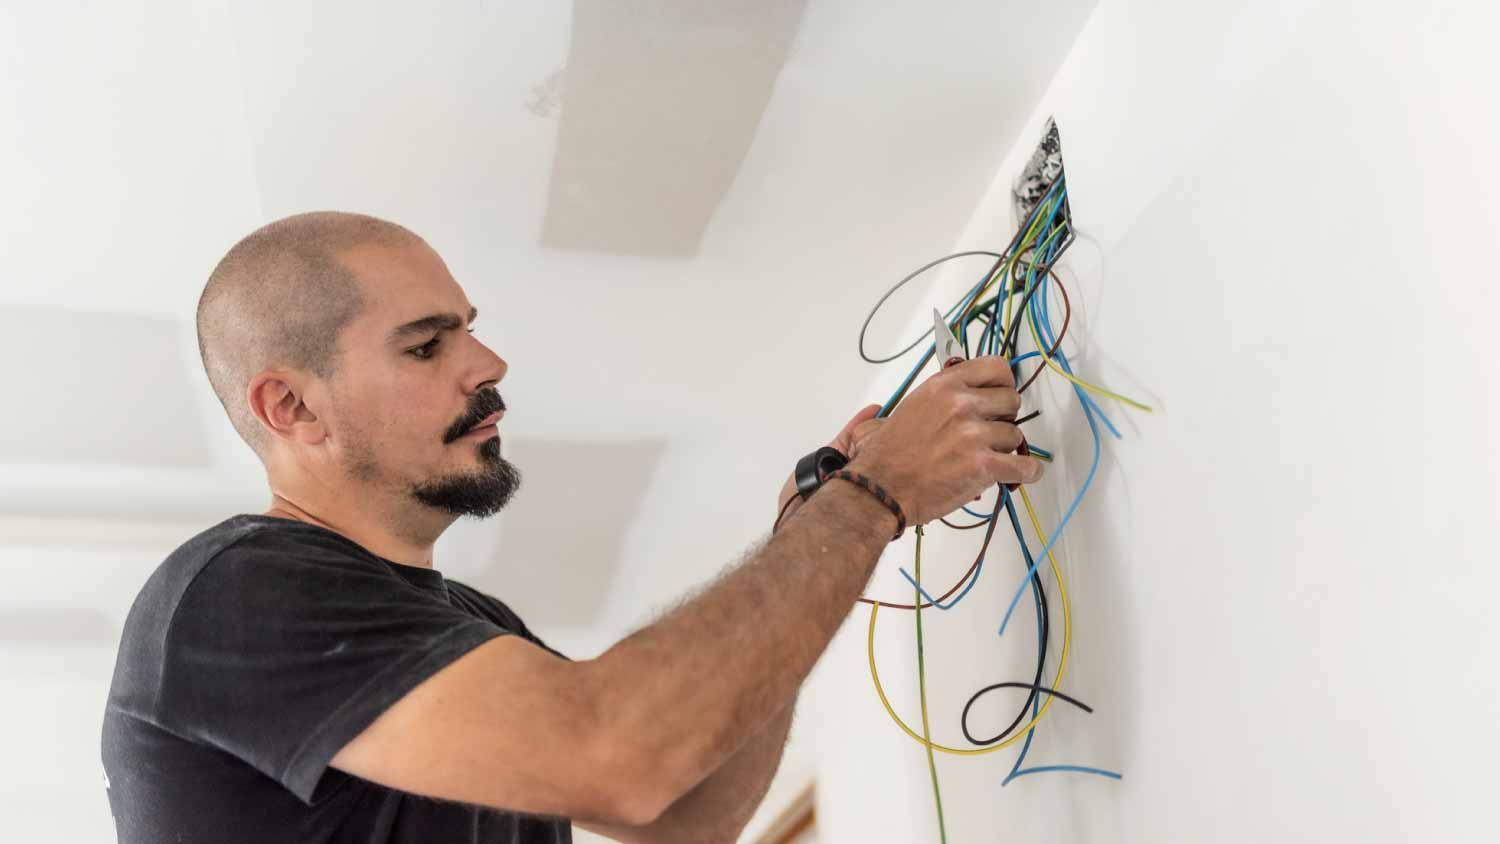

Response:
(756, 782), (816, 844)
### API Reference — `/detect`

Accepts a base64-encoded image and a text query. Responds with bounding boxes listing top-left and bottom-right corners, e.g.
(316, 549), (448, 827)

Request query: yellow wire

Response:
(1023, 287), (1154, 412)
(870, 184), (1125, 760)
(866, 486), (1072, 755)
(960, 195), (1066, 327)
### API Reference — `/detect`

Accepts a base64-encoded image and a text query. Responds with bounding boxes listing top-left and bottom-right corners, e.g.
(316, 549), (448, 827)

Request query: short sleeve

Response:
(156, 531), (511, 805)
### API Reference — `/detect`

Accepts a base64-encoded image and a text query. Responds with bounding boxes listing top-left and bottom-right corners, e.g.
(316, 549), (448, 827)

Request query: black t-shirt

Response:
(101, 513), (572, 844)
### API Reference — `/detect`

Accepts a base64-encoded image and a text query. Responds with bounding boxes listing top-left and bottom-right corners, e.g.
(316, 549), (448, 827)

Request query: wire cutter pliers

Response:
(933, 307), (966, 370)
(934, 309), (1031, 493)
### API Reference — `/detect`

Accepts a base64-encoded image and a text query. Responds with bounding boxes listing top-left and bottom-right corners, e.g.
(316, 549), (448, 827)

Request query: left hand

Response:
(774, 404), (884, 527)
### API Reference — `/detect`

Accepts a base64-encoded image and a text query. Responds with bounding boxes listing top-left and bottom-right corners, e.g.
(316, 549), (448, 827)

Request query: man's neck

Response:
(262, 494), (448, 569)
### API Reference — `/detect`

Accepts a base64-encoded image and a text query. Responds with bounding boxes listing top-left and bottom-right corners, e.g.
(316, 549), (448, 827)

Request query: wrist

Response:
(826, 469), (906, 541)
(813, 475), (903, 543)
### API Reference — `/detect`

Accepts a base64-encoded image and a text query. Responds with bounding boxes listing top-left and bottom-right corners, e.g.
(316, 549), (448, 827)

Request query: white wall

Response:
(808, 0), (1500, 841)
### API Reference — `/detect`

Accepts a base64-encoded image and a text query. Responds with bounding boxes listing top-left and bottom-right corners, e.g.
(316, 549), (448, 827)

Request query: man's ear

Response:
(247, 370), (328, 446)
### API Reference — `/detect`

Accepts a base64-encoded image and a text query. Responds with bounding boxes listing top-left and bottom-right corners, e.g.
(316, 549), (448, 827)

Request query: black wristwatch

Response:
(793, 446), (850, 501)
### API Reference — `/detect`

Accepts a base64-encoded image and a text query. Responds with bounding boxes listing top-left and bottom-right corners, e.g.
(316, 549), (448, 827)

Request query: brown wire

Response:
(854, 483), (1005, 611)
(1016, 268), (1072, 395)
(771, 493), (800, 534)
(928, 271), (1066, 532)
(851, 270), (1069, 607)
(776, 268), (1070, 605)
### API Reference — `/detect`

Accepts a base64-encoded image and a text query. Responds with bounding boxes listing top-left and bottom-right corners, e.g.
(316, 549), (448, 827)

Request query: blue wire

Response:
(1003, 488), (1050, 768)
(1025, 444), (1053, 461)
(879, 279), (991, 418)
(995, 237), (1106, 638)
(1000, 367), (1123, 787)
(875, 174), (1123, 785)
(1001, 350), (1049, 783)
(896, 519), (993, 610)
(1004, 494), (1042, 783)
(995, 387), (1099, 638)
(879, 179), (1068, 417)
(1033, 253), (1123, 441)
(1004, 765), (1123, 784)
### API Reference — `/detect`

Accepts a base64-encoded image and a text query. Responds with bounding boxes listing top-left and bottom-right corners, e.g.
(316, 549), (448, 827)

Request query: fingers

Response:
(852, 419), (882, 441)
(981, 421), (1025, 454)
(845, 403), (882, 430)
(946, 355), (1016, 389)
(987, 451), (1044, 486)
(970, 387), (1022, 421)
(847, 417), (886, 460)
(831, 403), (883, 454)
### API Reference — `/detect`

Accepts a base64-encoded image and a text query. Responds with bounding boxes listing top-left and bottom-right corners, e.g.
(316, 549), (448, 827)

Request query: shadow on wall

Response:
(540, 0), (809, 257)
(466, 437), (670, 629)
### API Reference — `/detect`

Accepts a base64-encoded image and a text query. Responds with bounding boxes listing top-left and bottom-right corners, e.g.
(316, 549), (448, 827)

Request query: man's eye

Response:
(409, 329), (475, 360)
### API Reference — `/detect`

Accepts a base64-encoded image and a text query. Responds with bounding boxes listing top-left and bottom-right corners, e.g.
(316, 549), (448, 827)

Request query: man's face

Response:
(322, 240), (520, 518)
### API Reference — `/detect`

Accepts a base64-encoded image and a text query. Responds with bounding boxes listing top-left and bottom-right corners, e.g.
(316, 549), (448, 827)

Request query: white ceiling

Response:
(1, 0), (1096, 648)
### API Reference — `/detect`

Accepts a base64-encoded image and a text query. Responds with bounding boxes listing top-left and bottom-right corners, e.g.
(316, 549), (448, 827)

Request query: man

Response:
(101, 211), (1042, 843)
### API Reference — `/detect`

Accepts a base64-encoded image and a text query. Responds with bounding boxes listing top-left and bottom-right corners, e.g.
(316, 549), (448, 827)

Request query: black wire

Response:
(962, 682), (1095, 726)
(961, 534), (1053, 746)
(958, 453), (1070, 746)
(847, 172), (1082, 748)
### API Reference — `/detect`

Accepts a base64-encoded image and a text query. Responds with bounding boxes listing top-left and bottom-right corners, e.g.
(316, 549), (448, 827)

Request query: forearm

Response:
(584, 482), (892, 816)
(657, 696), (796, 842)
(588, 698), (797, 844)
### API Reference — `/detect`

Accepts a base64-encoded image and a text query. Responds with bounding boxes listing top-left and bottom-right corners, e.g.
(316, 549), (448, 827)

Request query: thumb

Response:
(831, 403), (882, 451)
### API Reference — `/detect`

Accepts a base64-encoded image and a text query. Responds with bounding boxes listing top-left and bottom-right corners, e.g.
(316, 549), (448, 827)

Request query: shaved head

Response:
(196, 211), (422, 459)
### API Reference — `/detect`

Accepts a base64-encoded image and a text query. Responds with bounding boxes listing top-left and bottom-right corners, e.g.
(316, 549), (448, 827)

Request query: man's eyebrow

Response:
(387, 306), (479, 344)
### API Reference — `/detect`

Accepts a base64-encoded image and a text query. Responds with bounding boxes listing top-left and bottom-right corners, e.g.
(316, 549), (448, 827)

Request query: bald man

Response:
(100, 211), (1042, 843)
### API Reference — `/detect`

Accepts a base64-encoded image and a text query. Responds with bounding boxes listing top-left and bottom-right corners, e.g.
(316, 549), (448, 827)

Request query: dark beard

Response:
(410, 436), (522, 518)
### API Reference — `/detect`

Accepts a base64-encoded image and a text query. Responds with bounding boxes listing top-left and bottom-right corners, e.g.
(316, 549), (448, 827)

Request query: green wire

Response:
(914, 526), (948, 843)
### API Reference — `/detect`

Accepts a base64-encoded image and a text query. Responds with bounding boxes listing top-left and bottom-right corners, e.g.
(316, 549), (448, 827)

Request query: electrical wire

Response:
(1025, 302), (1153, 412)
(996, 486), (1122, 784)
(893, 227), (1067, 608)
(912, 527), (948, 843)
(771, 493), (799, 534)
(847, 167), (1137, 788)
(855, 185), (1068, 609)
(854, 486), (1003, 611)
(1016, 269), (1072, 395)
(858, 251), (1004, 364)
(961, 487), (1053, 746)
(864, 487), (1074, 755)
(995, 279), (1128, 637)
(873, 180), (1067, 418)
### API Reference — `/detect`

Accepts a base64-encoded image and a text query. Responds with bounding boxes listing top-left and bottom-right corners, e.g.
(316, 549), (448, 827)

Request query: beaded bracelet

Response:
(827, 469), (907, 542)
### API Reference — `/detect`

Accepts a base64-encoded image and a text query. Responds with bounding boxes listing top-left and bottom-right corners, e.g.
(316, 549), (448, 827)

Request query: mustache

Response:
(446, 390), (507, 442)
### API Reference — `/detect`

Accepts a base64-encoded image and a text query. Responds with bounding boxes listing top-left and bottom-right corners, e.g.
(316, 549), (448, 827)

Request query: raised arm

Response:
(328, 356), (1040, 828)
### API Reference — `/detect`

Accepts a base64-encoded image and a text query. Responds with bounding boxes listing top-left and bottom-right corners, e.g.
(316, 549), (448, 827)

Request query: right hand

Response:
(846, 356), (1042, 526)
